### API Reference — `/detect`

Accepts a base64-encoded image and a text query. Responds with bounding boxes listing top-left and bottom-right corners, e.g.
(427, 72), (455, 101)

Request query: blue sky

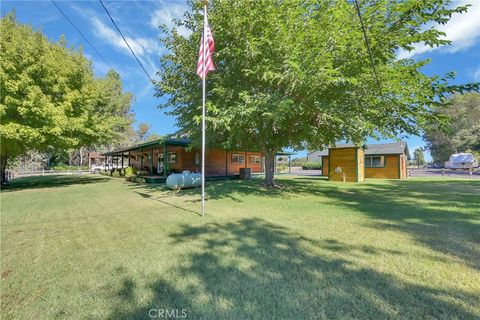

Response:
(2, 0), (479, 161)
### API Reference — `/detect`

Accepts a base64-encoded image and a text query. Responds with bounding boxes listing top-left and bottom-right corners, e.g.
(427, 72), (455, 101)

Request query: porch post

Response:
(121, 153), (124, 170)
(104, 156), (107, 170)
(140, 149), (143, 170)
(225, 151), (228, 176)
(115, 155), (118, 169)
(150, 147), (153, 175)
(164, 140), (168, 175)
(128, 152), (131, 167)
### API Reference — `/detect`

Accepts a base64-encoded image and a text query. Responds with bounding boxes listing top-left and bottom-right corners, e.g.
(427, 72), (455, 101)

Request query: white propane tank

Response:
(166, 171), (202, 189)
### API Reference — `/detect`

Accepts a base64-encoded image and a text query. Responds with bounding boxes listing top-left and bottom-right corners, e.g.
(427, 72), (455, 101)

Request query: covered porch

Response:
(102, 138), (191, 177)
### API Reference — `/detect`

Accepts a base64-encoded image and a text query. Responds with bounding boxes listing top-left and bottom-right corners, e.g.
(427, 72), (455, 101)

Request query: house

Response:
(101, 137), (294, 180)
(307, 142), (410, 181)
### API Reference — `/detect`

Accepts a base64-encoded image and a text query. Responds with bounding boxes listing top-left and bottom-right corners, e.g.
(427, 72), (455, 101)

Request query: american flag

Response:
(196, 17), (215, 79)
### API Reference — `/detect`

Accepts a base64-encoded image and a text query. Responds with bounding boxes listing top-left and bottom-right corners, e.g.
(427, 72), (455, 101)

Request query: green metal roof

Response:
(102, 137), (296, 157)
(101, 137), (190, 156)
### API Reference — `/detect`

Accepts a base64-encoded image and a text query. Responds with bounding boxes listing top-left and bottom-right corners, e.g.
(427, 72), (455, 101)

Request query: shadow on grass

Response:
(0, 174), (110, 192)
(106, 218), (478, 319)
(130, 177), (480, 272)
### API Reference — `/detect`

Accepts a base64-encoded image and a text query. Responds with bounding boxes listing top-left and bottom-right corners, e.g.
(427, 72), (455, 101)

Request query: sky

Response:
(2, 0), (480, 161)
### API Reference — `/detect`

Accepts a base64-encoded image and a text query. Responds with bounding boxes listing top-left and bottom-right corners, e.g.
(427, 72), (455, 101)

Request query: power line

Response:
(353, 0), (382, 95)
(51, 0), (118, 74)
(98, 0), (154, 82)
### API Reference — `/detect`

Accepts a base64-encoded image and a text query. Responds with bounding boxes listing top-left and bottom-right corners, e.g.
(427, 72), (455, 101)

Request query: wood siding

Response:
(365, 155), (400, 179)
(321, 156), (329, 176)
(329, 148), (361, 182)
(357, 149), (365, 182)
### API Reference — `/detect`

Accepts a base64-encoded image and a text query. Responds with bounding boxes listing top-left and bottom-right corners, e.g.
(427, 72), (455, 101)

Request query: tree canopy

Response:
(156, 0), (478, 186)
(0, 13), (133, 182)
(413, 148), (425, 167)
(423, 92), (480, 163)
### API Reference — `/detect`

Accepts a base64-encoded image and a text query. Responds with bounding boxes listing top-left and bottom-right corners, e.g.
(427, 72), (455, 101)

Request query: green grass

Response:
(1, 175), (479, 319)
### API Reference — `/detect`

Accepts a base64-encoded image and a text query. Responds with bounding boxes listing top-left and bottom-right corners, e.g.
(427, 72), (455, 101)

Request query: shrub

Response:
(125, 174), (145, 184)
(125, 167), (136, 177)
(301, 162), (322, 170)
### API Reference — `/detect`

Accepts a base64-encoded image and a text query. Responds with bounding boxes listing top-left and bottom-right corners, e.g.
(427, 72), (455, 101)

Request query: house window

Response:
(159, 152), (177, 163)
(195, 152), (200, 165)
(232, 154), (245, 164)
(365, 156), (385, 167)
(250, 155), (261, 164)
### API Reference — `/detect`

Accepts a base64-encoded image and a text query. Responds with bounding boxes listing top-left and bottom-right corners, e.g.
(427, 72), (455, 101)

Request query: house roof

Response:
(101, 137), (190, 156)
(308, 142), (410, 159)
(102, 137), (296, 157)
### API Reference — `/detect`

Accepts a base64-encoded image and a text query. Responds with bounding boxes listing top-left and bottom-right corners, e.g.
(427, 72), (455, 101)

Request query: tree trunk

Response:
(1, 155), (9, 185)
(263, 150), (276, 187)
(79, 147), (84, 166)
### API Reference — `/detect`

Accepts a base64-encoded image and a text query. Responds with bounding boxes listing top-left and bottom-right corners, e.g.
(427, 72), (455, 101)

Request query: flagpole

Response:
(201, 3), (207, 218)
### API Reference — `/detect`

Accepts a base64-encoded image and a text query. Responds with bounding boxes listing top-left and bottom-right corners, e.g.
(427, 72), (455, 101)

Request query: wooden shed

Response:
(308, 142), (410, 181)
(328, 147), (364, 182)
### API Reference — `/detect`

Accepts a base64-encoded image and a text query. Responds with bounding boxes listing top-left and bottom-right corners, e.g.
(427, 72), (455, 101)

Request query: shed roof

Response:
(308, 142), (410, 159)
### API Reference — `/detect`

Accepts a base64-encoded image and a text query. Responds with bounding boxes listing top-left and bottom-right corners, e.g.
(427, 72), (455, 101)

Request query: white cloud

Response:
(149, 2), (191, 37)
(397, 0), (480, 59)
(90, 16), (161, 57)
(474, 67), (480, 81)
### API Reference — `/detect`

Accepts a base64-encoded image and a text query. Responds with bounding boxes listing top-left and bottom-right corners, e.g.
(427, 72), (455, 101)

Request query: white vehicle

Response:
(90, 163), (127, 173)
(444, 153), (478, 170)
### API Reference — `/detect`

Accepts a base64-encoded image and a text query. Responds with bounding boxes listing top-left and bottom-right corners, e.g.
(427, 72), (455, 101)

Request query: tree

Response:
(155, 0), (478, 186)
(136, 122), (152, 142)
(413, 148), (425, 168)
(0, 13), (133, 183)
(423, 92), (480, 163)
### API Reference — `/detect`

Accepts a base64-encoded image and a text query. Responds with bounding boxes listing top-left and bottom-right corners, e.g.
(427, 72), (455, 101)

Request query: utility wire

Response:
(98, 0), (154, 82)
(353, 0), (382, 95)
(51, 0), (118, 74)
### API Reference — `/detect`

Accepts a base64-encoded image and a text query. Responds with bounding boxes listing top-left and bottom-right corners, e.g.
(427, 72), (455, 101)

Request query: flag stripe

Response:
(197, 20), (215, 79)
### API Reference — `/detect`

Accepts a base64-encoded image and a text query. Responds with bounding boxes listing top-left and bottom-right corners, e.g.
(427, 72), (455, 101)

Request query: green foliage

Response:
(124, 166), (136, 177)
(0, 13), (133, 182)
(413, 148), (426, 168)
(155, 0), (478, 186)
(301, 162), (322, 170)
(423, 92), (480, 163)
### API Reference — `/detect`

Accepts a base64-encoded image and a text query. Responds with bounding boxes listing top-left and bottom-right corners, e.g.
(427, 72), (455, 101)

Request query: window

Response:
(365, 156), (385, 167)
(159, 152), (177, 163)
(195, 152), (200, 165)
(232, 154), (245, 164)
(168, 152), (177, 163)
(250, 155), (261, 164)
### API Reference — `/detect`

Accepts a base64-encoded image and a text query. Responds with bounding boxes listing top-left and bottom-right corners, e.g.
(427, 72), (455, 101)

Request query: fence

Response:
(6, 169), (90, 180)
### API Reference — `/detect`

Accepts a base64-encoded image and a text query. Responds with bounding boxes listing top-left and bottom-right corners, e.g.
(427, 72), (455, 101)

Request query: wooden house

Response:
(307, 142), (410, 181)
(101, 138), (294, 179)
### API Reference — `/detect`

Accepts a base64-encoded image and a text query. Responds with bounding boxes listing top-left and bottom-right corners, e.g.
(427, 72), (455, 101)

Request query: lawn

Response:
(1, 175), (479, 319)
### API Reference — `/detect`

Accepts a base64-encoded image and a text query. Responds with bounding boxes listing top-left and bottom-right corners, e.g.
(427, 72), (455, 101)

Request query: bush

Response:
(125, 166), (136, 177)
(136, 170), (149, 176)
(126, 175), (145, 184)
(301, 162), (322, 170)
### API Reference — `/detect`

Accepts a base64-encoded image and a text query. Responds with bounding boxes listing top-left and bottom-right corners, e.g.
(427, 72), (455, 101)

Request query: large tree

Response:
(0, 14), (133, 183)
(155, 0), (478, 186)
(423, 92), (480, 163)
